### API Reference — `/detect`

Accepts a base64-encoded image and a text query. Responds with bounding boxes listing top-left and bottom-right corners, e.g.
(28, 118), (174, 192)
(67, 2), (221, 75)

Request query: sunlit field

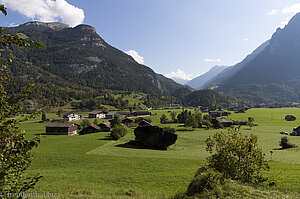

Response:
(23, 108), (300, 198)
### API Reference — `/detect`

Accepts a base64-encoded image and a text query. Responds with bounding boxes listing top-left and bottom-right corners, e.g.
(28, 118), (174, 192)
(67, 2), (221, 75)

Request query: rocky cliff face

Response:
(6, 21), (184, 100)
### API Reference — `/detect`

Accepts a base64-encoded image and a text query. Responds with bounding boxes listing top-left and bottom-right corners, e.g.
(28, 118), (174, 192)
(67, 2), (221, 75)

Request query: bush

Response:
(186, 167), (225, 197)
(279, 136), (297, 149)
(205, 128), (269, 183)
(110, 125), (127, 140)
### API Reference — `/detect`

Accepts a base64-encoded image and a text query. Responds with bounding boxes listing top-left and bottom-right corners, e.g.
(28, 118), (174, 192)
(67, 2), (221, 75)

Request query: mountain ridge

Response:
(6, 21), (185, 106)
(212, 12), (300, 103)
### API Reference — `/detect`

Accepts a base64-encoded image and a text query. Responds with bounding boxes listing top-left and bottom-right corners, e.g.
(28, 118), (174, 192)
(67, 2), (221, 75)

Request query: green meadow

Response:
(22, 108), (300, 198)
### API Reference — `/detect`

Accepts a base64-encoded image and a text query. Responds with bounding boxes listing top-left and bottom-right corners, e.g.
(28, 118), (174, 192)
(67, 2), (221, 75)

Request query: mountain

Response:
(209, 13), (300, 103)
(170, 77), (189, 85)
(186, 65), (227, 89)
(201, 40), (270, 90)
(6, 21), (185, 106)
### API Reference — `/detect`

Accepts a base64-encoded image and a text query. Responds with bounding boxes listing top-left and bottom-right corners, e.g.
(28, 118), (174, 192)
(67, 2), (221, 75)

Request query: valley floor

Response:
(23, 108), (300, 198)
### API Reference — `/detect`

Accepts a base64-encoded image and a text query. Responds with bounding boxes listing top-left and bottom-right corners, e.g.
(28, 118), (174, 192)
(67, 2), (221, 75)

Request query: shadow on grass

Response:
(34, 133), (47, 135)
(272, 147), (285, 150)
(98, 136), (114, 140)
(116, 140), (167, 150)
(176, 128), (194, 131)
(115, 141), (144, 149)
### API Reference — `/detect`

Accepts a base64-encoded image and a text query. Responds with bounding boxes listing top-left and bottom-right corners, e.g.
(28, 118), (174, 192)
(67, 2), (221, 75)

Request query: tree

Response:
(185, 115), (197, 128)
(80, 119), (91, 131)
(110, 125), (127, 140)
(57, 107), (63, 118)
(247, 117), (255, 130)
(110, 114), (122, 128)
(93, 118), (98, 125)
(160, 114), (167, 124)
(205, 128), (269, 183)
(279, 136), (297, 149)
(0, 5), (44, 195)
(170, 111), (177, 120)
(41, 112), (47, 122)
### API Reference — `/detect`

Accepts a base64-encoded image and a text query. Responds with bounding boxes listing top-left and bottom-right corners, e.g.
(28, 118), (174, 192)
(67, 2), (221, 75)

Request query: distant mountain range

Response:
(6, 21), (185, 106)
(185, 65), (227, 89)
(187, 12), (300, 103)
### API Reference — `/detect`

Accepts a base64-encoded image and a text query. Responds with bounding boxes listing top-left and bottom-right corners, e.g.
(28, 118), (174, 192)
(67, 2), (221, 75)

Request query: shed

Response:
(212, 118), (234, 128)
(99, 122), (111, 132)
(138, 120), (153, 127)
(46, 123), (78, 135)
(133, 111), (151, 117)
(81, 124), (101, 135)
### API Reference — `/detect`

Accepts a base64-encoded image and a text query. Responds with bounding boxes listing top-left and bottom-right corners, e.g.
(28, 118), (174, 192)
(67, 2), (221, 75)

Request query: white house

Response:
(88, 111), (106, 119)
(63, 112), (81, 121)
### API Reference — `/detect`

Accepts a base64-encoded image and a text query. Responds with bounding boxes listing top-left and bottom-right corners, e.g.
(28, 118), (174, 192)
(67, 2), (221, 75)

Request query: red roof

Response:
(89, 124), (101, 130)
(46, 123), (75, 128)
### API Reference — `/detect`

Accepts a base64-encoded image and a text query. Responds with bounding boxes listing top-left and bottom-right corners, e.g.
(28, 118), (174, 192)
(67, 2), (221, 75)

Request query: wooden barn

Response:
(46, 123), (78, 135)
(80, 124), (101, 135)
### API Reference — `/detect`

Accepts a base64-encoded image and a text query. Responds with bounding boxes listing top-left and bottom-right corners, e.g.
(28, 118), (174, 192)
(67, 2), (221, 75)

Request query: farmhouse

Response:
(235, 109), (246, 113)
(88, 111), (105, 119)
(212, 118), (234, 128)
(285, 115), (296, 121)
(169, 104), (181, 109)
(99, 122), (111, 132)
(134, 117), (152, 124)
(291, 126), (300, 136)
(133, 111), (151, 117)
(122, 118), (134, 126)
(63, 112), (81, 121)
(45, 123), (78, 135)
(117, 112), (131, 118)
(209, 111), (231, 118)
(80, 124), (101, 135)
(164, 120), (176, 124)
(105, 113), (116, 119)
(138, 120), (153, 127)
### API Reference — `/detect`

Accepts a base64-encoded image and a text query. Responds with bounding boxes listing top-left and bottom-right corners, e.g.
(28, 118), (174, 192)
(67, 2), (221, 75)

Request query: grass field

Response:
(22, 108), (300, 198)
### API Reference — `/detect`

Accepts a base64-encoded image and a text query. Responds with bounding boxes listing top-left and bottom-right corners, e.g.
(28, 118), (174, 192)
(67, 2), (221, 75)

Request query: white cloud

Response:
(8, 22), (18, 27)
(266, 9), (278, 15)
(125, 50), (144, 64)
(243, 38), (249, 41)
(165, 69), (195, 81)
(280, 20), (289, 28)
(204, 58), (223, 63)
(282, 3), (300, 14)
(0, 0), (85, 27)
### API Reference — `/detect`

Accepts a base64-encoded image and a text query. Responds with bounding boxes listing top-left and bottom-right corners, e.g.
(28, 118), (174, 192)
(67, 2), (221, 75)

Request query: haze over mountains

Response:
(184, 12), (300, 103)
(185, 65), (227, 89)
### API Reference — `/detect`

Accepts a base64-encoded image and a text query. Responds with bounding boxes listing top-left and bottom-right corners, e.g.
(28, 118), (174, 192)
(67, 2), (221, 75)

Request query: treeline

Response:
(173, 88), (234, 107)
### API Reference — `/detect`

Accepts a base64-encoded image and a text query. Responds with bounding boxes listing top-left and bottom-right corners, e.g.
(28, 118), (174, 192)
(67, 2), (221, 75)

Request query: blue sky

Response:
(1, 0), (300, 81)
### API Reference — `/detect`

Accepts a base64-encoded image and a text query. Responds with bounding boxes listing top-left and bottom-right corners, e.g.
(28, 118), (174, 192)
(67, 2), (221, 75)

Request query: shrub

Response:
(160, 114), (167, 124)
(163, 127), (175, 134)
(279, 136), (297, 149)
(205, 128), (269, 183)
(110, 125), (127, 140)
(186, 167), (225, 197)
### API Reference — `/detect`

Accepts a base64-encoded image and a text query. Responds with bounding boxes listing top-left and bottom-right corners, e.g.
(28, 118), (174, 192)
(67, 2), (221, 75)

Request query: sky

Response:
(1, 0), (300, 82)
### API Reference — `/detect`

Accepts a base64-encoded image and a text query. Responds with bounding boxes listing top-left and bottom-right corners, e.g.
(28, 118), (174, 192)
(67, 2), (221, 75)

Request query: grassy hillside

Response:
(22, 108), (300, 198)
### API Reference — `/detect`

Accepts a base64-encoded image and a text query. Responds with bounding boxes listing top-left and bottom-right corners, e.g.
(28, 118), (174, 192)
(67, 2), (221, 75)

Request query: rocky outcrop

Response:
(134, 126), (177, 150)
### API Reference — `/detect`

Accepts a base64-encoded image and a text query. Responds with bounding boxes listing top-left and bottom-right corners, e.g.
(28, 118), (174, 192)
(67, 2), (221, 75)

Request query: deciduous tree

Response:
(0, 5), (44, 195)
